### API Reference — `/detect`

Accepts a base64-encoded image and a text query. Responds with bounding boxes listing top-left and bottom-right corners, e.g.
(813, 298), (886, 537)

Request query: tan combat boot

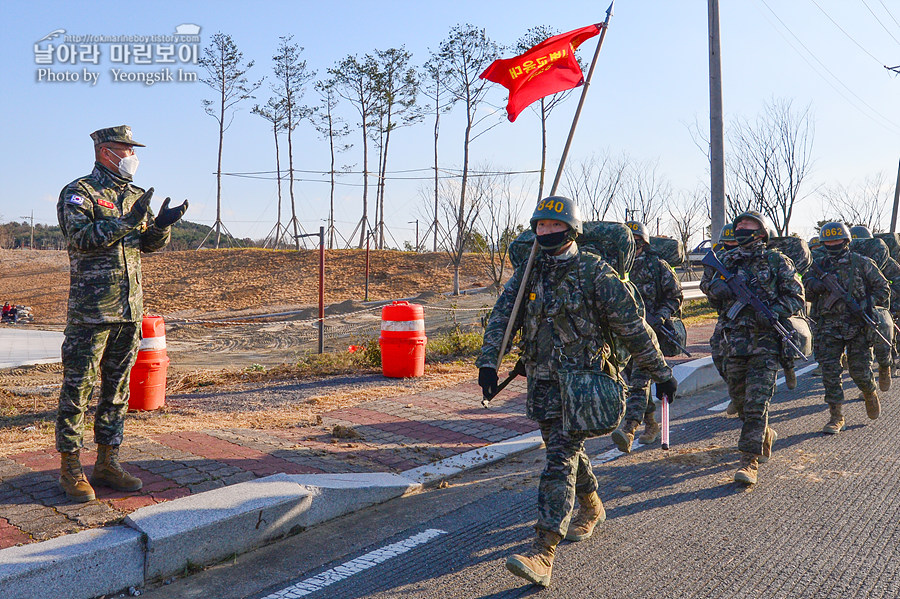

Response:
(758, 426), (778, 464)
(610, 419), (640, 454)
(784, 367), (797, 390)
(734, 452), (759, 485)
(725, 400), (739, 416)
(506, 529), (562, 587)
(822, 403), (845, 434)
(863, 389), (881, 420)
(59, 451), (96, 502)
(638, 411), (661, 445)
(565, 491), (606, 542)
(90, 444), (143, 492)
(879, 364), (892, 392)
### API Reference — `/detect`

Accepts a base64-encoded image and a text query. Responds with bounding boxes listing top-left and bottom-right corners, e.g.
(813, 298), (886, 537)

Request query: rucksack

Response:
(768, 236), (812, 276)
(508, 221), (635, 278)
(649, 236), (685, 267)
(874, 233), (900, 263)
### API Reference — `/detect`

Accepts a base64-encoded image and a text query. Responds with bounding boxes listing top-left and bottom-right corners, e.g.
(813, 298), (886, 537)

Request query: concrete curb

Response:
(0, 356), (720, 599)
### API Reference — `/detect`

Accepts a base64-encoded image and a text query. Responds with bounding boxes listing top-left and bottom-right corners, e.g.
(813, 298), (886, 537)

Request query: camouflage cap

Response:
(89, 125), (145, 147)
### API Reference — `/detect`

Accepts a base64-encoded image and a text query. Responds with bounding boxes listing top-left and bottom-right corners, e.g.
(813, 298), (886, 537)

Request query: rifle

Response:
(807, 261), (893, 347)
(646, 313), (692, 357)
(701, 251), (808, 360)
(481, 358), (526, 408)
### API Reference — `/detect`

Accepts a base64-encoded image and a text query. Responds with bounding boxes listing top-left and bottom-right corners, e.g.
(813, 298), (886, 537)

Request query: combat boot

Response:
(90, 444), (143, 492)
(610, 419), (640, 454)
(638, 411), (661, 445)
(822, 403), (845, 434)
(784, 367), (797, 390)
(758, 426), (777, 464)
(59, 451), (96, 502)
(734, 452), (759, 485)
(506, 529), (562, 587)
(565, 491), (606, 542)
(725, 400), (739, 416)
(863, 389), (881, 420)
(879, 364), (892, 391)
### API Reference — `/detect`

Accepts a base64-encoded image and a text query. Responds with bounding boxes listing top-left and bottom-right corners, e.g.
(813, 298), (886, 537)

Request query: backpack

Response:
(874, 233), (900, 263)
(768, 236), (812, 276)
(850, 238), (890, 270)
(509, 221), (635, 278)
(649, 236), (685, 267)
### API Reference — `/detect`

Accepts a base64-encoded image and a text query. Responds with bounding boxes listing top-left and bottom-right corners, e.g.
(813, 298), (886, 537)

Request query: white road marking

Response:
(262, 529), (447, 598)
(592, 448), (625, 466)
(707, 362), (819, 412)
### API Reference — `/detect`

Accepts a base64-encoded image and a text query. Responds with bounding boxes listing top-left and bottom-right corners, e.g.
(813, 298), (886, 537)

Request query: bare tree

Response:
(562, 151), (630, 221)
(669, 188), (708, 278)
(727, 98), (815, 235)
(437, 23), (500, 294)
(329, 54), (381, 248)
(311, 79), (353, 249)
(370, 47), (422, 249)
(621, 158), (671, 226)
(822, 172), (891, 232)
(420, 54), (458, 251)
(480, 175), (529, 290)
(436, 173), (488, 288)
(198, 32), (263, 249)
(251, 98), (288, 248)
(271, 36), (315, 250)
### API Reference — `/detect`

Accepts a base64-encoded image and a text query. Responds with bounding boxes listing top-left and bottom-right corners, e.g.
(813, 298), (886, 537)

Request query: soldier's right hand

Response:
(128, 187), (154, 219)
(478, 367), (499, 398)
(706, 278), (733, 301)
(655, 377), (677, 403)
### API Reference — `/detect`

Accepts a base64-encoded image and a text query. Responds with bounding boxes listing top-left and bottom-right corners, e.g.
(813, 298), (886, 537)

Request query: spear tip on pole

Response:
(606, 1), (615, 19)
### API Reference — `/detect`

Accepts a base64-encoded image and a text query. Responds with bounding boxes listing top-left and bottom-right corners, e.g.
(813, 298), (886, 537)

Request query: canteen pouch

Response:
(558, 368), (626, 437)
(783, 315), (813, 358)
(655, 317), (688, 357)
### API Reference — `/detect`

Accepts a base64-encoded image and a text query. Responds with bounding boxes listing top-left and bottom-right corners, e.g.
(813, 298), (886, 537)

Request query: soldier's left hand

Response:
(154, 197), (189, 228)
(656, 377), (677, 403)
(755, 310), (770, 328)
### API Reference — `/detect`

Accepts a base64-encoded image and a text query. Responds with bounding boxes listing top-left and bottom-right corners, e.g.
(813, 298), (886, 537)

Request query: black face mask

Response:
(733, 229), (761, 245)
(825, 242), (848, 255)
(536, 230), (572, 251)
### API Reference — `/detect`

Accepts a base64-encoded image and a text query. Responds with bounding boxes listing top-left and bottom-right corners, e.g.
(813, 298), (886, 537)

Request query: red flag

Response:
(480, 24), (602, 122)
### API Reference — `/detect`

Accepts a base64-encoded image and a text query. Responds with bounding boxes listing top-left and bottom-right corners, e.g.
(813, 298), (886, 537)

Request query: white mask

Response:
(109, 149), (140, 178)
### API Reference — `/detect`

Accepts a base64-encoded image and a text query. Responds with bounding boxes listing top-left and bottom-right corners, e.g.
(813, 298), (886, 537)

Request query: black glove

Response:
(656, 377), (677, 403)
(707, 278), (733, 302)
(478, 367), (499, 398)
(805, 277), (827, 295)
(154, 197), (189, 228)
(755, 310), (771, 328)
(128, 187), (154, 220)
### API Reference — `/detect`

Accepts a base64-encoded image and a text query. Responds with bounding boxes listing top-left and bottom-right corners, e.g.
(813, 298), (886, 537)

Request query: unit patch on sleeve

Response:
(96, 198), (116, 210)
(67, 194), (86, 206)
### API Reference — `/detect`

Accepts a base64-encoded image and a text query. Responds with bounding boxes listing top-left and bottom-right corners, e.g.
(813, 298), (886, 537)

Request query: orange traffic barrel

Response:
(379, 301), (426, 378)
(128, 315), (170, 411)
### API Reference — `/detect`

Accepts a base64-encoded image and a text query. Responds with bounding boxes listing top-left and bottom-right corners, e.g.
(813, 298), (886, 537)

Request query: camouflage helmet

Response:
(849, 225), (873, 239)
(718, 223), (736, 244)
(529, 195), (583, 235)
(819, 221), (851, 243)
(733, 209), (774, 243)
(808, 236), (821, 249)
(625, 220), (650, 244)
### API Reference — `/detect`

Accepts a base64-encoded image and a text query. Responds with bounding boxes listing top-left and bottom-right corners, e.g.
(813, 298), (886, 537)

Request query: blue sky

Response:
(3, 0), (900, 246)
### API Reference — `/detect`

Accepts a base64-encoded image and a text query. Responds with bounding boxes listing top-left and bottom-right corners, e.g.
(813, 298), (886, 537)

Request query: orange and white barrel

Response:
(128, 315), (170, 411)
(379, 301), (426, 377)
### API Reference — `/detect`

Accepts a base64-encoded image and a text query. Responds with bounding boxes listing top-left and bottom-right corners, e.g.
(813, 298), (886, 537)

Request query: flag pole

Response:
(493, 2), (615, 372)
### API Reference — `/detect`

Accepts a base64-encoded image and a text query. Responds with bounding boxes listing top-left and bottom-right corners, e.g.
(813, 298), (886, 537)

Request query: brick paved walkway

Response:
(0, 322), (715, 550)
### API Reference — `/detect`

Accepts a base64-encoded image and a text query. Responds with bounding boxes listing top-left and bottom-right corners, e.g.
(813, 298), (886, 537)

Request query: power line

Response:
(756, 0), (900, 135)
(876, 0), (900, 31)
(807, 0), (887, 65)
(859, 0), (900, 47)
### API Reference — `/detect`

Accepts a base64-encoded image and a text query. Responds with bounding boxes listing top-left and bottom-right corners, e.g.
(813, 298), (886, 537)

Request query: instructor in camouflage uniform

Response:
(611, 221), (683, 451)
(56, 125), (188, 502)
(804, 222), (889, 435)
(700, 210), (804, 485)
(477, 196), (676, 587)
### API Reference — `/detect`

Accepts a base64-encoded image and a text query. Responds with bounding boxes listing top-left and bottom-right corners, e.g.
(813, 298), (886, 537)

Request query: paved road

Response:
(139, 366), (900, 598)
(0, 326), (63, 368)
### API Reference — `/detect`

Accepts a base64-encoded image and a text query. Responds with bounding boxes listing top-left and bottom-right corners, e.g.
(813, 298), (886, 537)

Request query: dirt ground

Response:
(0, 247), (503, 454)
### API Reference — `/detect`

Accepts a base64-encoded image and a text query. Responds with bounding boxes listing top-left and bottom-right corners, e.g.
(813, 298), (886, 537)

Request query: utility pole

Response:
(708, 0), (726, 244)
(20, 211), (34, 249)
(890, 158), (900, 232)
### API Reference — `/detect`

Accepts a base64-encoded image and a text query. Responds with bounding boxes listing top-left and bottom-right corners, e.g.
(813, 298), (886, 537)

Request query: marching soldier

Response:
(700, 211), (804, 484)
(477, 196), (677, 587)
(611, 221), (683, 451)
(804, 222), (890, 434)
(56, 126), (188, 502)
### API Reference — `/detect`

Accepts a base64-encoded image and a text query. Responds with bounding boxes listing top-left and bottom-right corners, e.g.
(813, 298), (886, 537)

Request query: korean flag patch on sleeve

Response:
(67, 194), (86, 206)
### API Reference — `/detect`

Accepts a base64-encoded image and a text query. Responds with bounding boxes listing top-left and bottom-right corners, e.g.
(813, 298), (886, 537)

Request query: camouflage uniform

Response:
(706, 245), (734, 380)
(625, 248), (683, 423)
(55, 160), (170, 453)
(804, 250), (889, 406)
(478, 243), (671, 536)
(879, 256), (900, 368)
(700, 243), (804, 455)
